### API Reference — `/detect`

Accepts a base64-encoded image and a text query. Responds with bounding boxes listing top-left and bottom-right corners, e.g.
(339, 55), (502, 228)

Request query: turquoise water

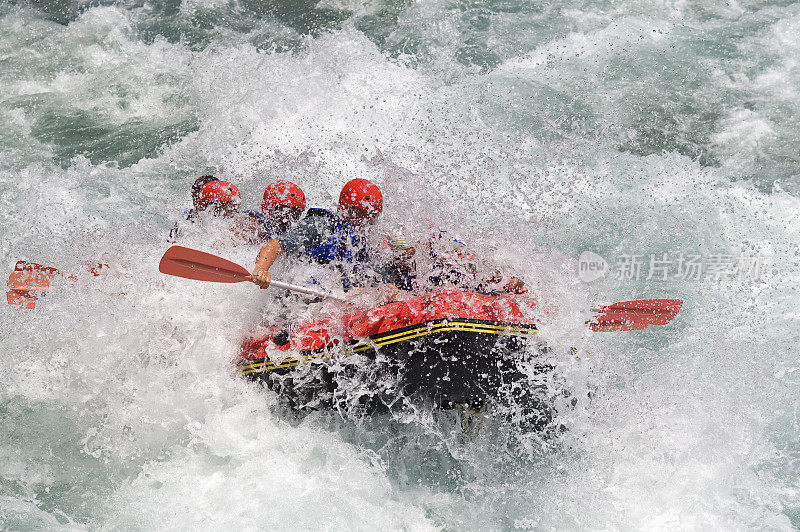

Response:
(1, 0), (799, 529)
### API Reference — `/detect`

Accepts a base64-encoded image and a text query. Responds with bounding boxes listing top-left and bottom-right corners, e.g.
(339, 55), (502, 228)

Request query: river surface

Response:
(1, 0), (799, 529)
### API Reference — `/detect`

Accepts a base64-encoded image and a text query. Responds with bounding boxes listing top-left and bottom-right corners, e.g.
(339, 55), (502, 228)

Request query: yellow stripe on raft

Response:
(239, 320), (535, 375)
(367, 320), (533, 345)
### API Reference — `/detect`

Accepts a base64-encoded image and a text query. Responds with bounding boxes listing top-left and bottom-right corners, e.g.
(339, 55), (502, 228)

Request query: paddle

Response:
(158, 245), (346, 302)
(157, 246), (682, 330)
(6, 261), (111, 309)
(6, 261), (61, 309)
(587, 298), (683, 332)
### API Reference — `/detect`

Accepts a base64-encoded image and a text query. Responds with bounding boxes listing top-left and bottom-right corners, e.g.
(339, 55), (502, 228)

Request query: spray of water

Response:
(2, 0), (799, 528)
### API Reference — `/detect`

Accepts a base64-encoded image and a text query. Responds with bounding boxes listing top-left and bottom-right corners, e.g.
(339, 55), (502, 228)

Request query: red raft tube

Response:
(237, 289), (553, 414)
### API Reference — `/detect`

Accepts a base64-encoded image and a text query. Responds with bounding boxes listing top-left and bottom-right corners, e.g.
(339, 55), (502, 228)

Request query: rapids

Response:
(1, 0), (799, 528)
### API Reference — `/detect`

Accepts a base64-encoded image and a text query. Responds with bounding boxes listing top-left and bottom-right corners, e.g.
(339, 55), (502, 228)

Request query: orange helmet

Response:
(338, 178), (383, 217)
(197, 180), (241, 209)
(261, 181), (306, 215)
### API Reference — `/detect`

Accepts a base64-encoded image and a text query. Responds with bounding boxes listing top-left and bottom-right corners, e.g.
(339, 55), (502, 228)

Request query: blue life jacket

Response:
(241, 209), (264, 221)
(240, 210), (277, 239)
(169, 208), (198, 241)
(427, 230), (471, 288)
(304, 208), (367, 265)
(302, 208), (372, 291)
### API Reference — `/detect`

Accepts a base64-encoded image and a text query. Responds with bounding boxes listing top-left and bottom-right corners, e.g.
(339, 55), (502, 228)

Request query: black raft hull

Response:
(238, 290), (554, 419)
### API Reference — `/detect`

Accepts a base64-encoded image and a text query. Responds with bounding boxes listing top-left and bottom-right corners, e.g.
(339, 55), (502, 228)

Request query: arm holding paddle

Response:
(251, 239), (283, 289)
(158, 246), (345, 302)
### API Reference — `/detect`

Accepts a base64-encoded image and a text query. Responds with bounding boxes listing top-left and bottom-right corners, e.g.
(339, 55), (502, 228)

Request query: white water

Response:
(1, 0), (799, 529)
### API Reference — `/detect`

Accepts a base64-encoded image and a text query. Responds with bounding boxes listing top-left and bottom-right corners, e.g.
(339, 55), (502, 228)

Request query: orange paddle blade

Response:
(588, 298), (683, 332)
(7, 289), (39, 309)
(6, 261), (61, 309)
(159, 246), (252, 283)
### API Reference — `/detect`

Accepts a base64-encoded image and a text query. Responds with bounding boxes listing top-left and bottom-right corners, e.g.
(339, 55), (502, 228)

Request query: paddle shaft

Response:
(158, 246), (346, 302)
(267, 279), (346, 303)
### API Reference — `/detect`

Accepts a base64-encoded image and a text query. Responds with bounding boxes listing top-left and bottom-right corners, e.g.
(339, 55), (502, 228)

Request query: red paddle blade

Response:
(7, 289), (38, 309)
(159, 246), (251, 283)
(6, 261), (61, 309)
(588, 298), (683, 332)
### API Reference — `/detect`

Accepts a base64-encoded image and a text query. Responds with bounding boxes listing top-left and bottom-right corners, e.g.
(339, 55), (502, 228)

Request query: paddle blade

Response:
(588, 298), (683, 332)
(7, 289), (38, 309)
(159, 246), (251, 283)
(6, 261), (61, 309)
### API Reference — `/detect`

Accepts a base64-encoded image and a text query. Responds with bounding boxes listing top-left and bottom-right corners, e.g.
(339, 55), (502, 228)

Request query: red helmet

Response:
(197, 180), (241, 209)
(261, 181), (306, 215)
(338, 178), (383, 217)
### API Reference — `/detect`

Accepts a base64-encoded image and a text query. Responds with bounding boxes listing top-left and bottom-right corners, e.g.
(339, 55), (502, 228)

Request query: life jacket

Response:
(241, 209), (264, 222)
(238, 210), (273, 238)
(303, 209), (368, 265)
(301, 208), (373, 291)
(425, 230), (479, 289)
(169, 209), (198, 241)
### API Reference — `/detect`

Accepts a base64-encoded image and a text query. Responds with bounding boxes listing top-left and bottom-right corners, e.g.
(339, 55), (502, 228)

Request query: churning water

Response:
(1, 0), (799, 529)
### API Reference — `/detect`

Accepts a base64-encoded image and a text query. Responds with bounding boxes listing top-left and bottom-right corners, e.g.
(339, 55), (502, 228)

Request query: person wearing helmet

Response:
(259, 180), (307, 237)
(170, 176), (264, 243)
(336, 177), (383, 228)
(381, 226), (528, 295)
(195, 179), (242, 215)
(176, 175), (241, 221)
(251, 178), (394, 292)
(191, 175), (221, 210)
(172, 175), (222, 239)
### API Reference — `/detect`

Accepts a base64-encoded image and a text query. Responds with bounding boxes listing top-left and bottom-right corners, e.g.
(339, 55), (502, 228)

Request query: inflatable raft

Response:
(155, 246), (682, 426)
(237, 289), (553, 415)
